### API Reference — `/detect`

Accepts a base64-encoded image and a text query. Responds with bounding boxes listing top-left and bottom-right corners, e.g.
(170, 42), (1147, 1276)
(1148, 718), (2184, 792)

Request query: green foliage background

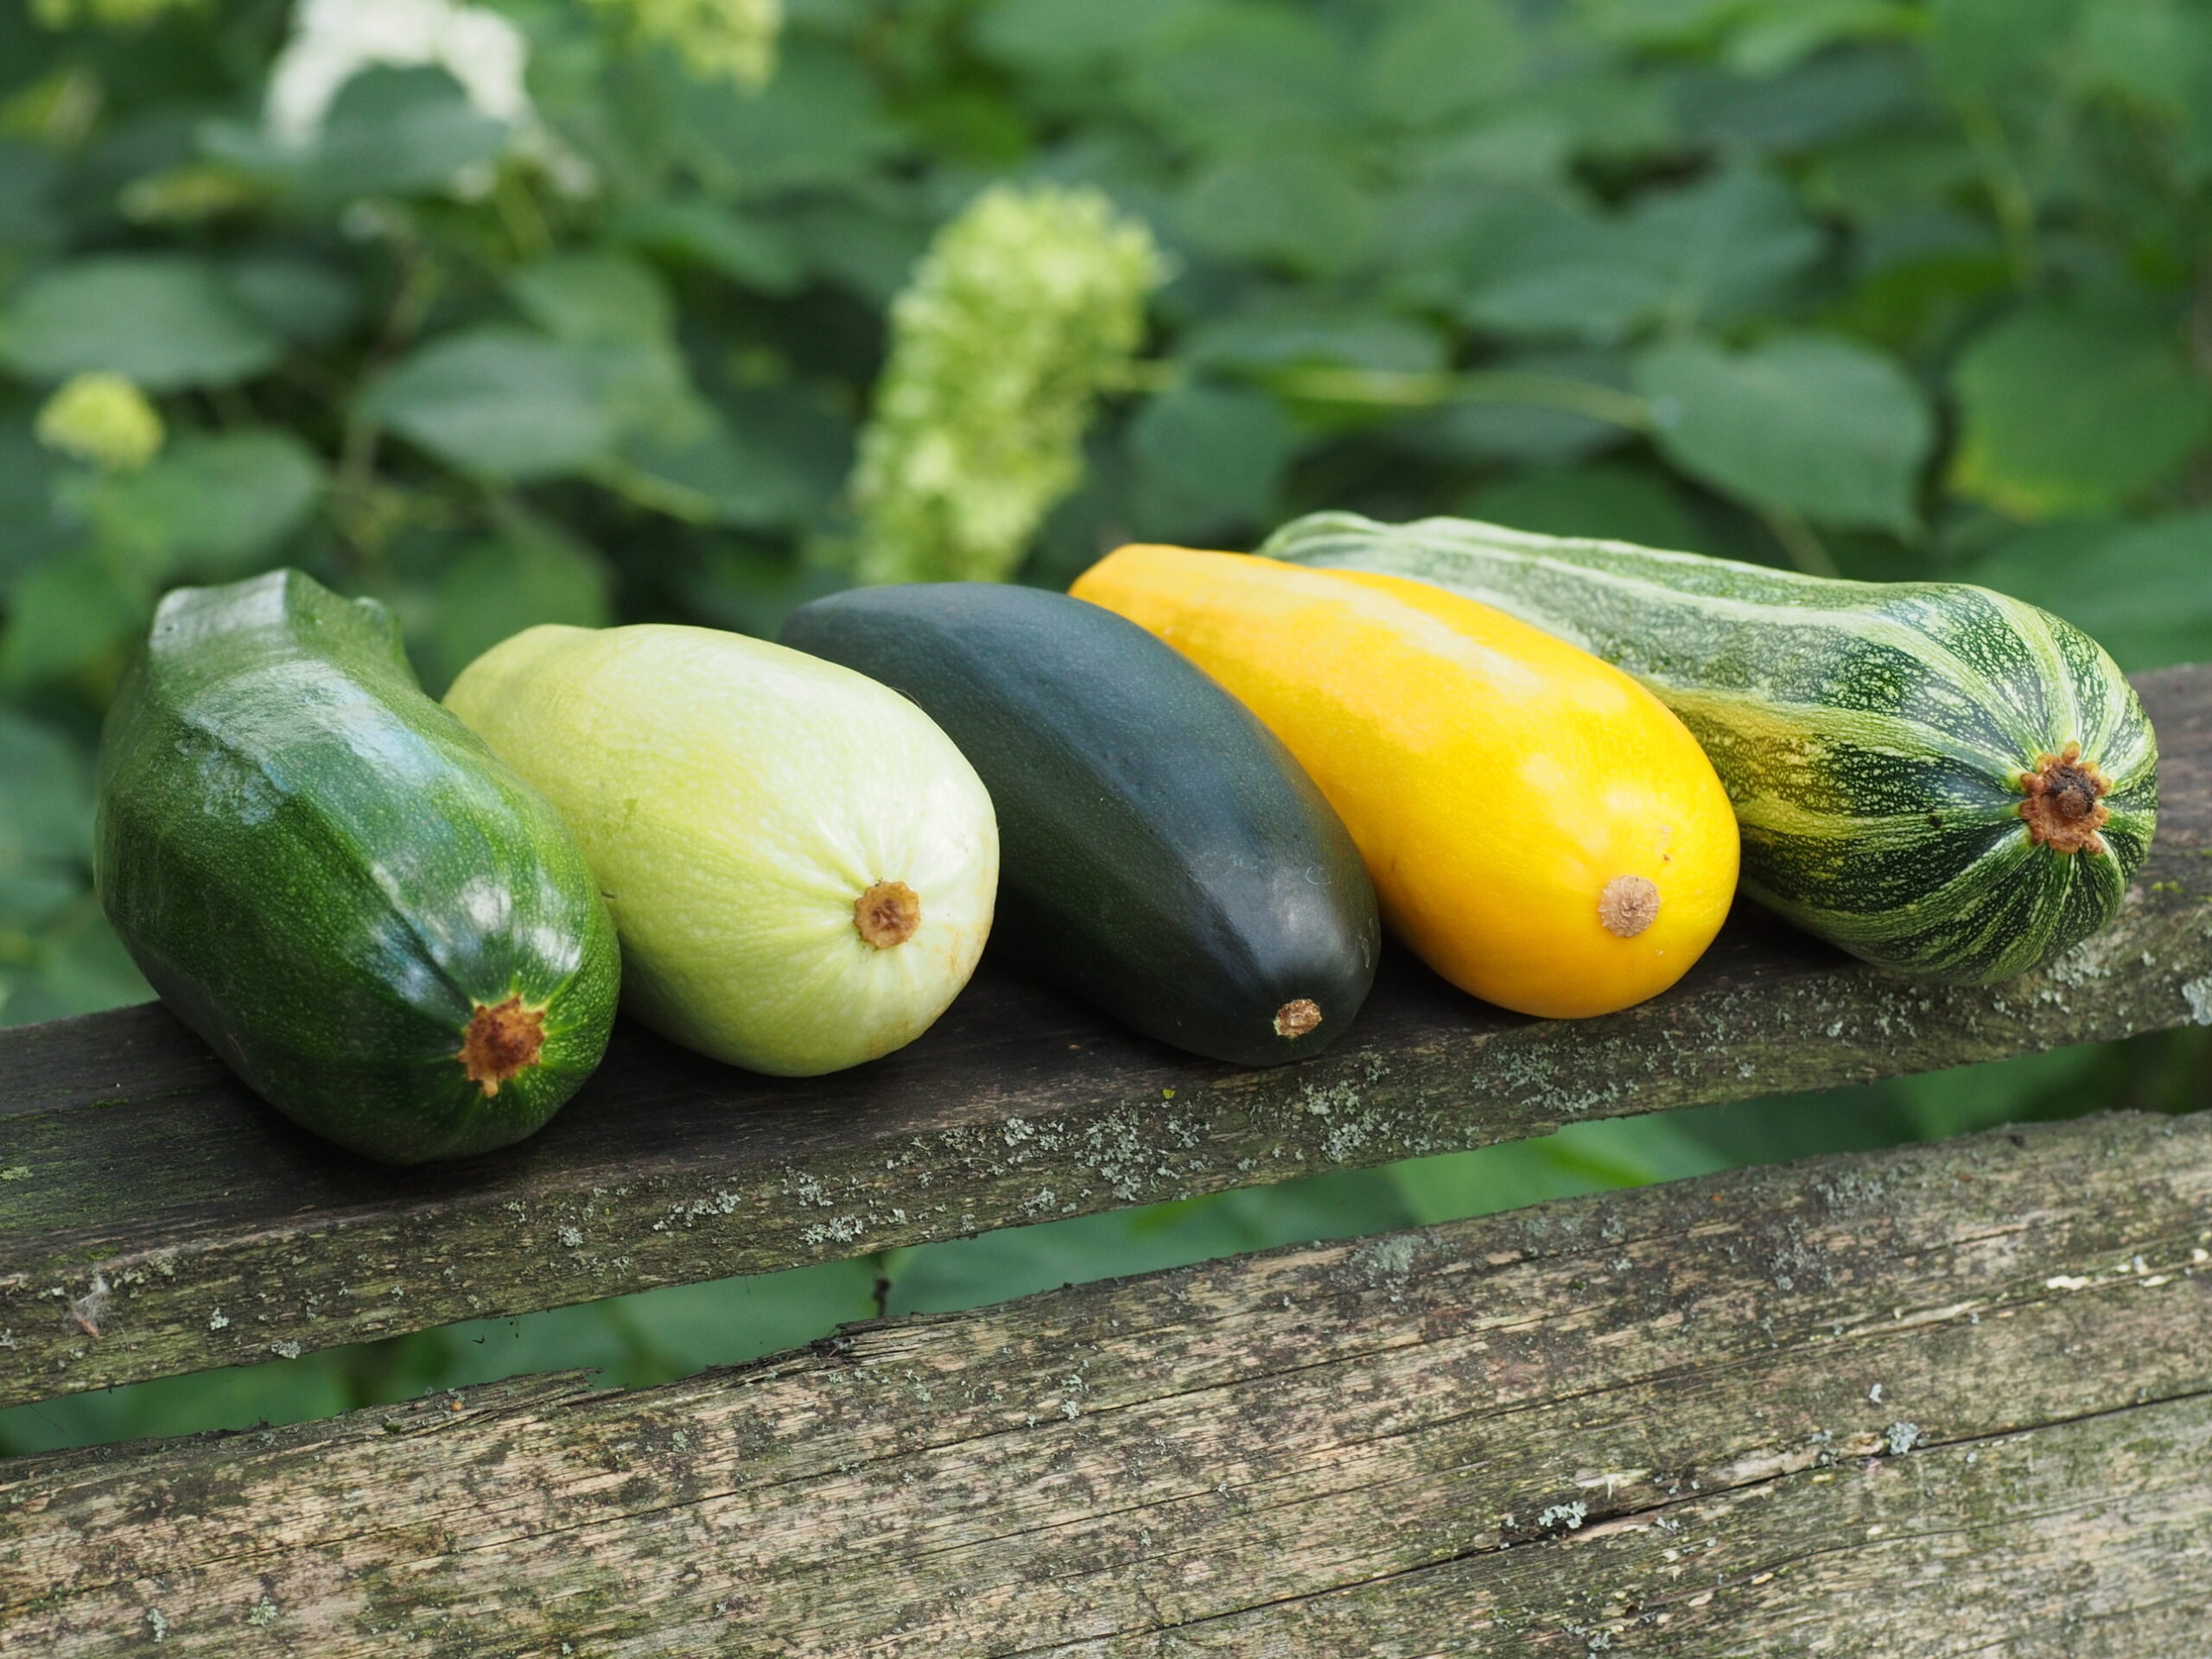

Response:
(2, 0), (2209, 1451)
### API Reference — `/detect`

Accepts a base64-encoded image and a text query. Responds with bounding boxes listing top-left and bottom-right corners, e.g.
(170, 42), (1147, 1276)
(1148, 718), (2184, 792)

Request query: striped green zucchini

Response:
(1261, 512), (2158, 985)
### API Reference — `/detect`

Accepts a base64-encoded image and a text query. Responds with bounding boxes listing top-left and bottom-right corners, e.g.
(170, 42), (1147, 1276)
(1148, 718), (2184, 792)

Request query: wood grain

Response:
(3, 665), (2209, 1411)
(3, 1107), (2208, 1656)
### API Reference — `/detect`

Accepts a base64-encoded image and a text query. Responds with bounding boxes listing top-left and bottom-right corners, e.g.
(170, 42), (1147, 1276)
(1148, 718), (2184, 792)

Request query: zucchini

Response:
(779, 583), (1380, 1065)
(1071, 546), (1737, 1020)
(444, 623), (999, 1077)
(1262, 512), (2158, 984)
(95, 571), (619, 1164)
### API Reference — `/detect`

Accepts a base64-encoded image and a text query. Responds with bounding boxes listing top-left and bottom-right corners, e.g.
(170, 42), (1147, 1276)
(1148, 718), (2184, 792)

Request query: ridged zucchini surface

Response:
(95, 570), (619, 1163)
(1263, 512), (2158, 985)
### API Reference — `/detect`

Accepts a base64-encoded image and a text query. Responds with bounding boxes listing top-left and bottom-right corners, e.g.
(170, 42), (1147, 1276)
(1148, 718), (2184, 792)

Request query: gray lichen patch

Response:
(2183, 975), (2212, 1025)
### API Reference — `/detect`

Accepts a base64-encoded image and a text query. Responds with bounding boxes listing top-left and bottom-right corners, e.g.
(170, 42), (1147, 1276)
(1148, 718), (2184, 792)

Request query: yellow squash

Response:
(1071, 545), (1738, 1018)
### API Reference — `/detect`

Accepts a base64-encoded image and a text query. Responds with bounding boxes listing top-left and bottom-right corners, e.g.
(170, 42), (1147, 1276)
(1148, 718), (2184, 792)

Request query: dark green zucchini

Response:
(95, 569), (619, 1163)
(779, 583), (1379, 1065)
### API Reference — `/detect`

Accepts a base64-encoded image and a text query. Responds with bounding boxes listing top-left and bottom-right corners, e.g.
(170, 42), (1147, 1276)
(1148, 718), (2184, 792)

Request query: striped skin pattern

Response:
(1261, 512), (2158, 985)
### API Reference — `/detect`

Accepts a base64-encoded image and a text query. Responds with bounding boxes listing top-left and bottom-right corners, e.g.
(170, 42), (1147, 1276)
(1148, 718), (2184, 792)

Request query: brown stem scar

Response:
(458, 996), (547, 1098)
(2018, 742), (2111, 855)
(1273, 999), (1323, 1039)
(1599, 875), (1661, 939)
(855, 880), (921, 949)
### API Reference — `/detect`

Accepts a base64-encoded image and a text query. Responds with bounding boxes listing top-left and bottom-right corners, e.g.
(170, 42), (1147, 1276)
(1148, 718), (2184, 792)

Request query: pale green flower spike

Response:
(855, 185), (1162, 586)
(36, 374), (165, 472)
(588, 0), (783, 92)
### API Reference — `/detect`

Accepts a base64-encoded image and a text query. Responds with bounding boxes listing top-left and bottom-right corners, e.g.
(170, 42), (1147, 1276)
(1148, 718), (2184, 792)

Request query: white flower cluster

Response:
(264, 0), (531, 150)
(588, 0), (783, 92)
(854, 185), (1162, 585)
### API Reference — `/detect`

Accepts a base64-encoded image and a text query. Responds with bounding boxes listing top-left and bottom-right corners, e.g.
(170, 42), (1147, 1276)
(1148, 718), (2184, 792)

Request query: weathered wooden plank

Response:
(4, 665), (2210, 1411)
(2, 1109), (2207, 1655)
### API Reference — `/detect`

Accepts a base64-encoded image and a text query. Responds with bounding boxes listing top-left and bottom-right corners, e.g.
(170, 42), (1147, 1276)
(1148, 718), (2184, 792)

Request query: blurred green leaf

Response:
(1460, 167), (1820, 343)
(360, 328), (614, 480)
(884, 1167), (1412, 1316)
(1129, 2), (1352, 149)
(974, 0), (1194, 72)
(305, 66), (509, 201)
(2075, 0), (2212, 118)
(613, 199), (804, 293)
(423, 519), (612, 691)
(1926, 0), (2078, 90)
(610, 397), (844, 531)
(1972, 510), (2212, 671)
(1682, 46), (1922, 151)
(668, 39), (898, 196)
(0, 414), (76, 594)
(1178, 148), (1376, 276)
(0, 554), (148, 685)
(1637, 333), (1933, 531)
(0, 255), (282, 391)
(1361, 0), (1524, 127)
(0, 139), (61, 264)
(89, 430), (324, 578)
(512, 251), (674, 346)
(224, 257), (362, 349)
(1184, 308), (1448, 376)
(1951, 303), (2212, 519)
(1130, 381), (1295, 527)
(0, 709), (91, 871)
(1462, 462), (1702, 550)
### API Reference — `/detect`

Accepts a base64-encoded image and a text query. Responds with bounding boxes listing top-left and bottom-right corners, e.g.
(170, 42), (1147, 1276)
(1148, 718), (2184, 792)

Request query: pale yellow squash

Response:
(446, 624), (997, 1075)
(1071, 545), (1738, 1019)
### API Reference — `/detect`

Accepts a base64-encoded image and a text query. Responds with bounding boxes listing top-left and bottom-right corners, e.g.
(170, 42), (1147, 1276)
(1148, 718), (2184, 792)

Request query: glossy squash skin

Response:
(1263, 512), (2159, 984)
(780, 583), (1380, 1065)
(1071, 545), (1740, 1019)
(94, 571), (619, 1165)
(445, 623), (998, 1077)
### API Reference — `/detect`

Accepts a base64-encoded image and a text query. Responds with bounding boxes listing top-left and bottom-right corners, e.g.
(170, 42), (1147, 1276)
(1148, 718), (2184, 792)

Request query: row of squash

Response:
(94, 514), (2159, 1165)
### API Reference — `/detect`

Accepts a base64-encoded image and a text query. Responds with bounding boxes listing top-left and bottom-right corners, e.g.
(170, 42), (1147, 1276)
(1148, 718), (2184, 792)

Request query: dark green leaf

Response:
(612, 200), (804, 294)
(1177, 149), (1376, 276)
(0, 140), (61, 262)
(1972, 511), (2212, 671)
(224, 257), (362, 348)
(1129, 381), (1295, 529)
(1360, 0), (1524, 127)
(1183, 309), (1447, 376)
(1461, 462), (1703, 551)
(511, 252), (674, 346)
(359, 328), (613, 480)
(423, 525), (612, 692)
(89, 430), (324, 577)
(0, 554), (149, 686)
(305, 66), (509, 200)
(1129, 3), (1352, 149)
(611, 397), (846, 531)
(668, 40), (898, 197)
(2076, 0), (2212, 118)
(1949, 303), (2212, 519)
(0, 709), (92, 872)
(0, 414), (76, 596)
(1637, 333), (1933, 531)
(1926, 0), (2077, 90)
(0, 255), (281, 391)
(973, 0), (1197, 71)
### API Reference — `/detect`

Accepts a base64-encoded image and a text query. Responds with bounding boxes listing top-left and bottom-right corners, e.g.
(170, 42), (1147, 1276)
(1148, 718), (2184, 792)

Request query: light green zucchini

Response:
(1262, 512), (2158, 985)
